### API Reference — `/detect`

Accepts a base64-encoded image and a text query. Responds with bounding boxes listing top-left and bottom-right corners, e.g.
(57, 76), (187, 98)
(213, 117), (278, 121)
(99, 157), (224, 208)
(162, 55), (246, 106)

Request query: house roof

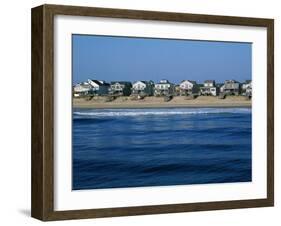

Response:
(180, 80), (197, 85)
(156, 82), (172, 85)
(90, 79), (102, 85)
(225, 80), (240, 84)
(155, 79), (171, 85)
(204, 80), (215, 83)
(88, 79), (110, 86)
(134, 80), (153, 85)
(74, 82), (92, 91)
(158, 79), (171, 84)
(111, 81), (132, 86)
(75, 82), (90, 87)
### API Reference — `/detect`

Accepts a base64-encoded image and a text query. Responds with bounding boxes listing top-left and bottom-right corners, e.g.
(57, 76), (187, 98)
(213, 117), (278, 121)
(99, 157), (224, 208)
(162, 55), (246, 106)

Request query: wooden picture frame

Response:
(31, 4), (274, 221)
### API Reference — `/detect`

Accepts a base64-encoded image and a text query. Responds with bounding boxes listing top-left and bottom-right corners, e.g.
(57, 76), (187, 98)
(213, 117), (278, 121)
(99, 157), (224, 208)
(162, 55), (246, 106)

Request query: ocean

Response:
(72, 107), (252, 190)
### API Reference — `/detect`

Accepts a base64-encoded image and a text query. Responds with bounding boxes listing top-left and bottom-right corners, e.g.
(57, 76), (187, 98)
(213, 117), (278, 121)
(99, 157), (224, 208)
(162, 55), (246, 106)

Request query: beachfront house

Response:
(220, 80), (241, 95)
(73, 82), (93, 97)
(87, 79), (110, 96)
(179, 80), (200, 96)
(241, 80), (252, 97)
(154, 79), (174, 96)
(200, 80), (219, 96)
(109, 81), (132, 96)
(132, 81), (154, 96)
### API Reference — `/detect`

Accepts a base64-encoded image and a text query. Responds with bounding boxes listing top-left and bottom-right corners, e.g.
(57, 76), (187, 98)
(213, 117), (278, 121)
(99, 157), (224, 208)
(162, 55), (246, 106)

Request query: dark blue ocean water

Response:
(72, 108), (252, 190)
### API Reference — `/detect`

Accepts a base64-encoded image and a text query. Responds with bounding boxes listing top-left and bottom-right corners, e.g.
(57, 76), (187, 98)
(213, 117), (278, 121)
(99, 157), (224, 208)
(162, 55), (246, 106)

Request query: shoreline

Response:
(73, 96), (251, 109)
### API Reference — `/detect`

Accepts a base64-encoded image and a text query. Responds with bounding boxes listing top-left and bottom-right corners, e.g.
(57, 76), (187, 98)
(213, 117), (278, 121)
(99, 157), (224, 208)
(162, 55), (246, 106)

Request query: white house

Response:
(87, 79), (110, 96)
(200, 80), (218, 96)
(132, 81), (154, 96)
(73, 82), (93, 97)
(241, 80), (252, 96)
(154, 79), (174, 96)
(179, 80), (200, 96)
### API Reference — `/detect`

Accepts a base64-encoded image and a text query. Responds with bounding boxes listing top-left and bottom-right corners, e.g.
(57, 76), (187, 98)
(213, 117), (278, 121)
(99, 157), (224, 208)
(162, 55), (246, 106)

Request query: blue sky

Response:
(72, 34), (252, 85)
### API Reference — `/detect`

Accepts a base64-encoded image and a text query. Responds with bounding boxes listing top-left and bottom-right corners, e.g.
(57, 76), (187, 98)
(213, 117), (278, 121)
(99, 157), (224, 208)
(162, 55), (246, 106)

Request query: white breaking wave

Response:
(73, 108), (251, 117)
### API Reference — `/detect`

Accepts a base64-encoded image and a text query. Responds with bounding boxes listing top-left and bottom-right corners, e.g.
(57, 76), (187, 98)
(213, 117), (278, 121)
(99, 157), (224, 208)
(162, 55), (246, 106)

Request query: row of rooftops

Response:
(75, 79), (251, 87)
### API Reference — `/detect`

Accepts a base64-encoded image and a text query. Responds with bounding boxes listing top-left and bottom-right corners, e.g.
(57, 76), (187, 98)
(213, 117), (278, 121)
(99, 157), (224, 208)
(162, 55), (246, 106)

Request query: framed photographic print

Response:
(31, 4), (274, 221)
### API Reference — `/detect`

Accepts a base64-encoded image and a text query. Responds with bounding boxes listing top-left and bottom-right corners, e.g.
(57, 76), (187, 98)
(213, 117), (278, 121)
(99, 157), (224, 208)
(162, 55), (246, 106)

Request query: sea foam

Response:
(73, 108), (251, 117)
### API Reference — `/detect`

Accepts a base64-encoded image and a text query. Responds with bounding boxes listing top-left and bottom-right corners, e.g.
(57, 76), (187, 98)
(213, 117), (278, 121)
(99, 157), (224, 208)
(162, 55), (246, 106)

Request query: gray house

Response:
(87, 79), (110, 96)
(154, 79), (174, 96)
(220, 80), (241, 95)
(200, 80), (219, 96)
(132, 81), (154, 96)
(109, 81), (132, 96)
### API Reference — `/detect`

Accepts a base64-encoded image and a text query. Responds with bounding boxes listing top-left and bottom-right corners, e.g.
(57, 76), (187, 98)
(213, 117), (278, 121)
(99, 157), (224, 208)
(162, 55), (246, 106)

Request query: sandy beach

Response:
(73, 96), (251, 108)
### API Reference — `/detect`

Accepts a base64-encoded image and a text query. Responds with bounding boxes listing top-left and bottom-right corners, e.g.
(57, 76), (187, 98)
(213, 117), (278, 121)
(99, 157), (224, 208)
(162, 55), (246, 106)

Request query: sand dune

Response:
(73, 96), (251, 109)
